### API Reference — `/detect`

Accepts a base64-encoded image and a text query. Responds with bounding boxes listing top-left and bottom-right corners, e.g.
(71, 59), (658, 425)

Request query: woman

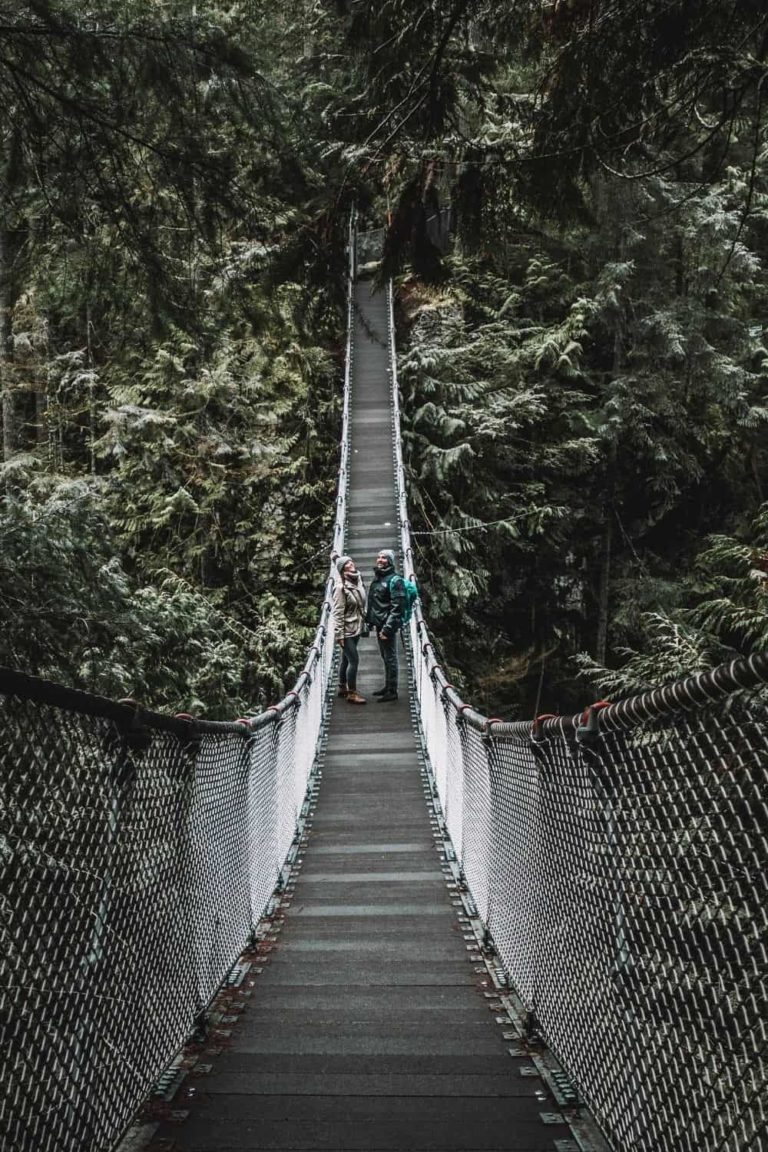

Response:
(333, 554), (367, 704)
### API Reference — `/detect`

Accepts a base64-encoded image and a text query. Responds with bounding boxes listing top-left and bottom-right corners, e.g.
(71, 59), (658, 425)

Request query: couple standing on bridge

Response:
(332, 548), (406, 705)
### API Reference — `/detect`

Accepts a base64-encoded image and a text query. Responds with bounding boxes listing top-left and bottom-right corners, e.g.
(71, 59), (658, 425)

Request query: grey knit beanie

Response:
(379, 549), (395, 567)
(336, 555), (353, 574)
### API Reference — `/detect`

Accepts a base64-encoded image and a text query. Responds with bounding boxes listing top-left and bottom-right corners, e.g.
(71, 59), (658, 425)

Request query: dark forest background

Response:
(2, 1), (767, 718)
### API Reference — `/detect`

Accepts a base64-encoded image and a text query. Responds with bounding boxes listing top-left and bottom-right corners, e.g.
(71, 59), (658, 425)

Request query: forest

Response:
(1, 0), (767, 719)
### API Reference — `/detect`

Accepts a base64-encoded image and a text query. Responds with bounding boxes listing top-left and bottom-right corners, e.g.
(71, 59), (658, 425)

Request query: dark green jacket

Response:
(366, 564), (405, 636)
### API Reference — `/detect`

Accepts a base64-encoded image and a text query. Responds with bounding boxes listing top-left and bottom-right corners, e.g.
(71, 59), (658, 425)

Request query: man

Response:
(366, 548), (405, 702)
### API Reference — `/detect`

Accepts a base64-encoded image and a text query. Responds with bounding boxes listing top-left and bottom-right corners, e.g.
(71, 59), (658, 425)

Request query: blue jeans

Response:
(377, 632), (398, 693)
(340, 636), (360, 691)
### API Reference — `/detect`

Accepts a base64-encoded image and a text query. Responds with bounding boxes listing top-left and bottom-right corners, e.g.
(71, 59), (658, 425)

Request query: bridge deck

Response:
(148, 283), (567, 1150)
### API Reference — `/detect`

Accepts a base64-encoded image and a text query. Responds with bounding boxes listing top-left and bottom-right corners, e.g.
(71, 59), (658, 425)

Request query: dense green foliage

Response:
(0, 0), (350, 716)
(2, 0), (767, 718)
(313, 0), (768, 715)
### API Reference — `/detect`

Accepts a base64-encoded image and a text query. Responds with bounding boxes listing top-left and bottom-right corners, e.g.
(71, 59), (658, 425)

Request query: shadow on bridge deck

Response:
(145, 283), (571, 1151)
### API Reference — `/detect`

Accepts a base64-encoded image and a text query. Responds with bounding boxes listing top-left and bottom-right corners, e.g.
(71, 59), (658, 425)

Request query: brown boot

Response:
(346, 691), (367, 705)
(337, 683), (348, 698)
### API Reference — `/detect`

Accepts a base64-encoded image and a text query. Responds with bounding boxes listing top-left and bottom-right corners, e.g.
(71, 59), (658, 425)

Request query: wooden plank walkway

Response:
(147, 282), (570, 1150)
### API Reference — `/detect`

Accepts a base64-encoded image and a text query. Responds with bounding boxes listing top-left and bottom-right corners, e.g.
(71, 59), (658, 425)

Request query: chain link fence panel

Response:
(1, 691), (249, 1152)
(1, 213), (357, 1152)
(388, 266), (768, 1151)
(403, 564), (768, 1152)
(0, 646), (336, 1152)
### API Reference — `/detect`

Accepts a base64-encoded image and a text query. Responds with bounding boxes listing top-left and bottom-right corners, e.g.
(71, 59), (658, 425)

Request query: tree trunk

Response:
(35, 387), (48, 453)
(595, 509), (612, 666)
(0, 224), (16, 462)
(0, 129), (24, 464)
(86, 301), (97, 475)
(751, 448), (764, 503)
(303, 0), (314, 55)
(596, 285), (623, 664)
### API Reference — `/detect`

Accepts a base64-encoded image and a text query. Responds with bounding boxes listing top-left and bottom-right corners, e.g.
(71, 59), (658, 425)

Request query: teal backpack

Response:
(389, 573), (419, 625)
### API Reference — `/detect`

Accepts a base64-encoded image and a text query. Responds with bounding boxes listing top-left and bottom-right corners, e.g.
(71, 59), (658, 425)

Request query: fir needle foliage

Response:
(314, 0), (768, 714)
(3, 0), (768, 718)
(0, 0), (350, 716)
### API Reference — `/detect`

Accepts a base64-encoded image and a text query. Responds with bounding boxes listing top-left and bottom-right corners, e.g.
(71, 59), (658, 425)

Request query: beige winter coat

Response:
(333, 576), (366, 639)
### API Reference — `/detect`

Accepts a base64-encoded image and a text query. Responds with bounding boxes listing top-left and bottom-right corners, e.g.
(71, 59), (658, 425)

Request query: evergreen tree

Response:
(0, 0), (350, 715)
(319, 0), (768, 712)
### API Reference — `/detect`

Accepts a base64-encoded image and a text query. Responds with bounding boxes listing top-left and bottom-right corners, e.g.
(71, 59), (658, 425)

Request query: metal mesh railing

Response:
(5, 218), (767, 1152)
(387, 279), (768, 1152)
(0, 670), (331, 1152)
(0, 216), (357, 1152)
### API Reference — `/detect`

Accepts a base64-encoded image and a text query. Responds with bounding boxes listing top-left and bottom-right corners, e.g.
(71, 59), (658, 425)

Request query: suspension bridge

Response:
(1, 225), (766, 1152)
